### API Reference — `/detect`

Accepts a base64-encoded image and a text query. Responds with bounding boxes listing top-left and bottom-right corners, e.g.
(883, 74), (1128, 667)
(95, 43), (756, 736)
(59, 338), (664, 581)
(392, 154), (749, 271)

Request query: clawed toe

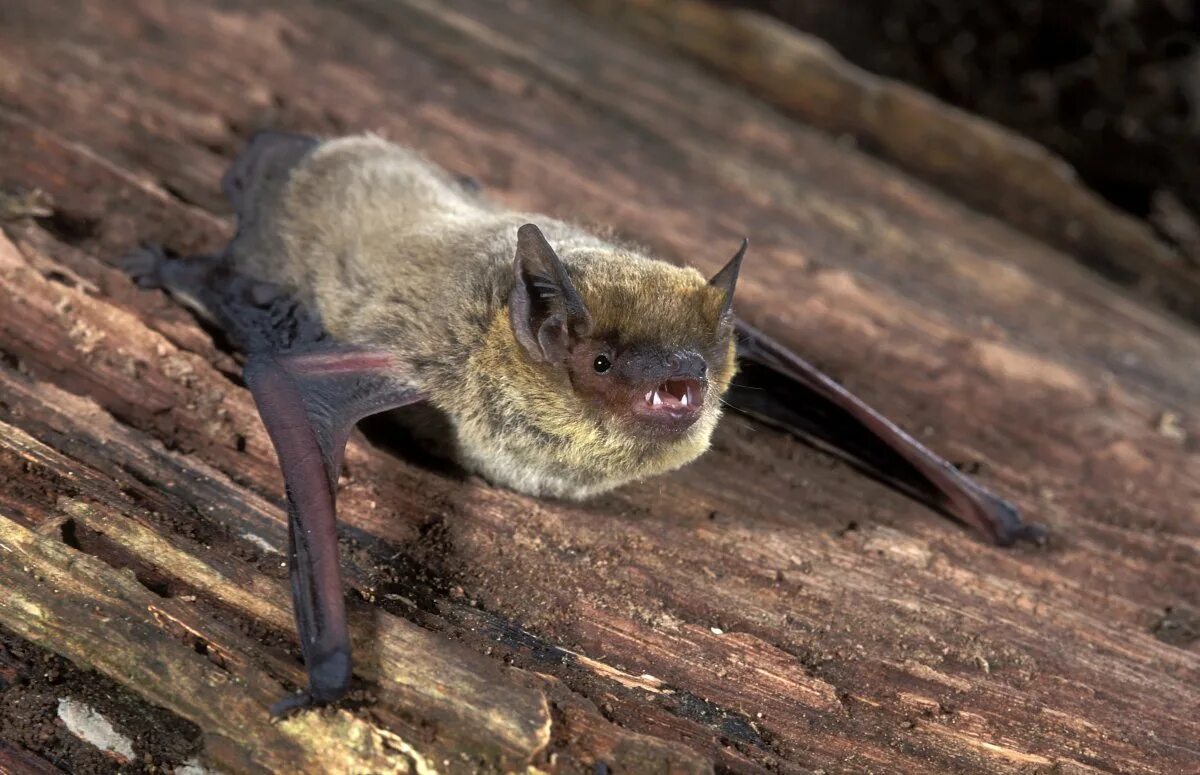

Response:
(121, 244), (171, 288)
(269, 691), (318, 719)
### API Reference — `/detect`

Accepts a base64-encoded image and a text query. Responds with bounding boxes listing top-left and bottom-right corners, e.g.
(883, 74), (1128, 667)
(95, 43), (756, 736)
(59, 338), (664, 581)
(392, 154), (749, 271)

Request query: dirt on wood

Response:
(0, 627), (202, 774)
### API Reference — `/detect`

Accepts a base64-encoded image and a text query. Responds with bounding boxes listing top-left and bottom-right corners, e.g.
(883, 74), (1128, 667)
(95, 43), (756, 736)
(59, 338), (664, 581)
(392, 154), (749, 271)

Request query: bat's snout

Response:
(629, 351), (707, 432)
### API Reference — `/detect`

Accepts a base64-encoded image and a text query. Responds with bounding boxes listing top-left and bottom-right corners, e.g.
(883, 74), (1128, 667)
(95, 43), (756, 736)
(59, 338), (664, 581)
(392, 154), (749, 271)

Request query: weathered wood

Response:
(0, 500), (417, 774)
(0, 744), (63, 775)
(0, 0), (1197, 773)
(571, 0), (1200, 326)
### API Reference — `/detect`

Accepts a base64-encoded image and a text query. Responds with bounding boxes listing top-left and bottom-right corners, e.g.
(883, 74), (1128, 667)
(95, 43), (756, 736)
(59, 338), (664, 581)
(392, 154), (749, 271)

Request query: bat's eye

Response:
(593, 354), (612, 373)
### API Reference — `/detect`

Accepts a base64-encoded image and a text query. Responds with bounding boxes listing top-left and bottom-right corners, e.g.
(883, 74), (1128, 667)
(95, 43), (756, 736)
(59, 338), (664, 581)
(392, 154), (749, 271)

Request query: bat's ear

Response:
(510, 223), (594, 363)
(708, 237), (748, 323)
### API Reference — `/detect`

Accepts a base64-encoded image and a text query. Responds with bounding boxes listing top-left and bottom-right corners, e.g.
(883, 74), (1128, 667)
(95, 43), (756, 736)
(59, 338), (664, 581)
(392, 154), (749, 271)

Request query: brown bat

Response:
(127, 131), (1044, 715)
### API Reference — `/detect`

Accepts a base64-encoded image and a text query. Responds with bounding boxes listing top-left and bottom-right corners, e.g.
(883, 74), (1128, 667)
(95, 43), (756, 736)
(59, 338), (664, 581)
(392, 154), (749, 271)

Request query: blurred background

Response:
(734, 0), (1200, 231)
(582, 0), (1200, 323)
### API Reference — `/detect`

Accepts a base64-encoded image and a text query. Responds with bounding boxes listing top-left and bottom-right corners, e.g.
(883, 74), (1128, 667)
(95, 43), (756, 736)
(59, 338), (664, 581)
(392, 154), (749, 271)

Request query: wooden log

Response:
(0, 743), (64, 775)
(0, 0), (1196, 772)
(0, 502), (418, 774)
(570, 0), (1200, 326)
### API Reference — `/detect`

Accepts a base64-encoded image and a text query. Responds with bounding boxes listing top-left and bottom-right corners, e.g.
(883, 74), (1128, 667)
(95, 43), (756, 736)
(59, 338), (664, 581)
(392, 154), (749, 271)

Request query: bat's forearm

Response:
(730, 320), (1045, 546)
(244, 348), (424, 714)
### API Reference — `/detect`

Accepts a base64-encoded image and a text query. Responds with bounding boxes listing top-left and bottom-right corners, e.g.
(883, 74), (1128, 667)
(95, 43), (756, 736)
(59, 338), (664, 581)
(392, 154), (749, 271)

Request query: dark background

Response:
(729, 0), (1200, 265)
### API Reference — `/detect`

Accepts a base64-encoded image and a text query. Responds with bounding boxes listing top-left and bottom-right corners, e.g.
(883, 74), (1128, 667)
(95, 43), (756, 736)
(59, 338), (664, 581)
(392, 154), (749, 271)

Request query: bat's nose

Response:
(623, 348), (707, 385)
(666, 352), (707, 381)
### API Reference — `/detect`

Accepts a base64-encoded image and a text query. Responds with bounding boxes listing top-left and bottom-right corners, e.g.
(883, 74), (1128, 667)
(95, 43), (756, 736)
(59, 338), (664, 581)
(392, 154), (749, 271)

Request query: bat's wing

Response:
(221, 130), (319, 222)
(244, 347), (425, 715)
(126, 246), (425, 713)
(728, 319), (1044, 545)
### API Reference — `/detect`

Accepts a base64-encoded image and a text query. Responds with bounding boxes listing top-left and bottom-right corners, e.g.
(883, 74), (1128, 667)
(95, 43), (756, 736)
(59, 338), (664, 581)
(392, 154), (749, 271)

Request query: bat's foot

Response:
(121, 244), (226, 295)
(268, 682), (350, 719)
(270, 649), (352, 717)
(121, 244), (172, 289)
(978, 495), (1048, 547)
(270, 690), (319, 719)
(992, 518), (1049, 546)
(308, 648), (352, 699)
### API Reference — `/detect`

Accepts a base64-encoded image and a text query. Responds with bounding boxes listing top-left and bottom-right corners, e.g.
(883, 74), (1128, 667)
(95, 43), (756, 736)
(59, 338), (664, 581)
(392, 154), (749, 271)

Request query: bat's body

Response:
(228, 135), (730, 498)
(129, 131), (1044, 714)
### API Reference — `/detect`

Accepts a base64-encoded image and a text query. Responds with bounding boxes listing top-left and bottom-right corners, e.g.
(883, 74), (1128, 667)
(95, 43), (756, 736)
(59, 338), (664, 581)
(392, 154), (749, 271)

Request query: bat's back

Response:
(225, 134), (525, 367)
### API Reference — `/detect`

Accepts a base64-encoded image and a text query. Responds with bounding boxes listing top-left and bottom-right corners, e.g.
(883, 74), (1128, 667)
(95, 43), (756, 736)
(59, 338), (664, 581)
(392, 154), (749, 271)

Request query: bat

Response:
(126, 131), (1044, 714)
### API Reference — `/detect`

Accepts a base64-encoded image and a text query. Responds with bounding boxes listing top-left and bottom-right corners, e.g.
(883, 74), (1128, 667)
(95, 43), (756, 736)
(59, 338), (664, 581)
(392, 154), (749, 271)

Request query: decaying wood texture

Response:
(0, 0), (1196, 773)
(572, 0), (1200, 328)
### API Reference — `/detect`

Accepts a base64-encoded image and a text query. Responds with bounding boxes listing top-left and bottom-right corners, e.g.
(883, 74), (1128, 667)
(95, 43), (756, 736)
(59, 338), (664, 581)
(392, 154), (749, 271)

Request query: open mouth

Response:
(628, 377), (706, 435)
(643, 378), (703, 413)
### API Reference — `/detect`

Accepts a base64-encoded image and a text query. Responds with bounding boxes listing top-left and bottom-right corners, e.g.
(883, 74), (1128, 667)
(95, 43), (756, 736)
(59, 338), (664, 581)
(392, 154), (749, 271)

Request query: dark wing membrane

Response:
(245, 347), (425, 715)
(124, 245), (329, 354)
(221, 130), (320, 219)
(728, 319), (1045, 545)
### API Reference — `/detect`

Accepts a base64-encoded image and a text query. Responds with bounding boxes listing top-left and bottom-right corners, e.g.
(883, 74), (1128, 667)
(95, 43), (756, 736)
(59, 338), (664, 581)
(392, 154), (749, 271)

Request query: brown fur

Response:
(226, 134), (737, 498)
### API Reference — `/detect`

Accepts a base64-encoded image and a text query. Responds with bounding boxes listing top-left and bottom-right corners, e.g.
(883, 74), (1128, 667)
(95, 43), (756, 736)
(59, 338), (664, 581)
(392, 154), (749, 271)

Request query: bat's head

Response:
(495, 223), (745, 494)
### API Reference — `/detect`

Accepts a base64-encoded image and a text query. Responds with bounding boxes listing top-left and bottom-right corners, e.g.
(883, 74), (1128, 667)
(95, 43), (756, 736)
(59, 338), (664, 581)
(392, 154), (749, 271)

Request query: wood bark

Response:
(0, 0), (1196, 773)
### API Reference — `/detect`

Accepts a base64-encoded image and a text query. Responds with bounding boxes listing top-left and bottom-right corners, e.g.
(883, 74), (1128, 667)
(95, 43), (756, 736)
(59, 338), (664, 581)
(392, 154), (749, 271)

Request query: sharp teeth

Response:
(652, 390), (663, 406)
(645, 391), (654, 404)
(681, 391), (689, 407)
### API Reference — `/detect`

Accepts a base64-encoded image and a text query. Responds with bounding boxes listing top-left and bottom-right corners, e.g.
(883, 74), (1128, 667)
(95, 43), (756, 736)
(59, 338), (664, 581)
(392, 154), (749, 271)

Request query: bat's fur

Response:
(227, 134), (737, 498)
